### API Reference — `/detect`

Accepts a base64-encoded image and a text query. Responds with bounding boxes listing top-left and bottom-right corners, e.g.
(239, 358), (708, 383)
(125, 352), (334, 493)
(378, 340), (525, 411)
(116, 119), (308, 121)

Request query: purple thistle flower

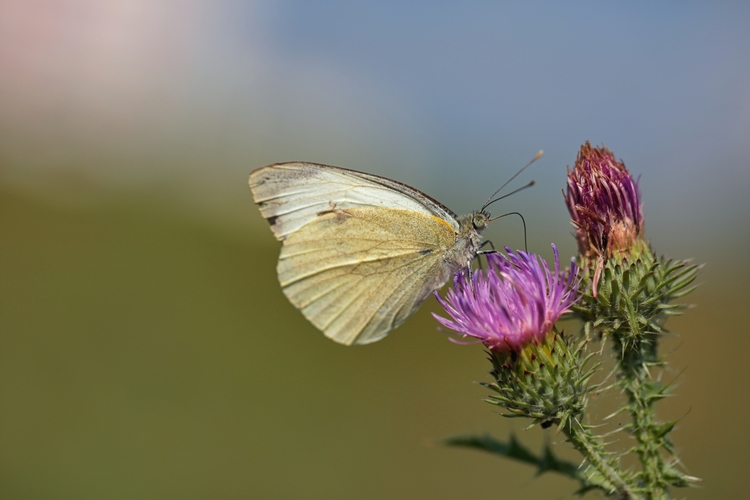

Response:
(433, 245), (580, 353)
(565, 142), (643, 259)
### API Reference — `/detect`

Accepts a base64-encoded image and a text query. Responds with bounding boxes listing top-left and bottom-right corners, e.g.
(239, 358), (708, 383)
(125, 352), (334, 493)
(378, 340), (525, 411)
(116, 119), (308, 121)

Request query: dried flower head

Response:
(433, 245), (580, 353)
(565, 142), (644, 259)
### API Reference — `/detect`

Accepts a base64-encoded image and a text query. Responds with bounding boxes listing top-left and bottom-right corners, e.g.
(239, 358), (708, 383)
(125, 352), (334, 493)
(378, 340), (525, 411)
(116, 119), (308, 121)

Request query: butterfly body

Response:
(250, 162), (488, 345)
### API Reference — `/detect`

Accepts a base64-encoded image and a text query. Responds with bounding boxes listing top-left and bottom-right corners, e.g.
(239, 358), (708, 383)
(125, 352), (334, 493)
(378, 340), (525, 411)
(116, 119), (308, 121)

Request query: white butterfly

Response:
(249, 159), (538, 345)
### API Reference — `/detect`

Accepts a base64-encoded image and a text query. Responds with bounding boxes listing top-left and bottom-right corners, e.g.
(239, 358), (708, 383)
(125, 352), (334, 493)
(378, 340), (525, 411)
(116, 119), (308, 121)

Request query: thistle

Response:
(435, 247), (588, 429)
(436, 247), (638, 497)
(565, 143), (701, 498)
(440, 144), (701, 500)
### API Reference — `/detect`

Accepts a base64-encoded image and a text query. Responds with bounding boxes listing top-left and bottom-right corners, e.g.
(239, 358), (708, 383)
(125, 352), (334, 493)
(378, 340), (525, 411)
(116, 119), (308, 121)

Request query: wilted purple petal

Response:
(565, 142), (643, 257)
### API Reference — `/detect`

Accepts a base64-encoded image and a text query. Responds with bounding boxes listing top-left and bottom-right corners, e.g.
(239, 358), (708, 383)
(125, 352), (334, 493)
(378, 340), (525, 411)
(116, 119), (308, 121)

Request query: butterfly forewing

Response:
(249, 162), (459, 241)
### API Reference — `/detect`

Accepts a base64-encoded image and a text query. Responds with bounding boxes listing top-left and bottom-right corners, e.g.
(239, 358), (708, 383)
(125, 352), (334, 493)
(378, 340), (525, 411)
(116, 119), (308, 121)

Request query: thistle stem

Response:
(562, 421), (641, 499)
(617, 335), (671, 499)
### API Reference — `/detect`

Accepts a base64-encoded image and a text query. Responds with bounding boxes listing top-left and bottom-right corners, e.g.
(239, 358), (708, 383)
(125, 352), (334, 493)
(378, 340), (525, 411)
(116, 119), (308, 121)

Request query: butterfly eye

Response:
(472, 213), (488, 230)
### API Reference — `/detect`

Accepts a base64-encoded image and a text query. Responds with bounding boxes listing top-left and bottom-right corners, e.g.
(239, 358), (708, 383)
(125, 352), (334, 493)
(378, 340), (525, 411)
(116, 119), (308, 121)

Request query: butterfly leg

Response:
(475, 240), (499, 270)
(465, 241), (498, 293)
(478, 239), (497, 253)
(464, 263), (475, 293)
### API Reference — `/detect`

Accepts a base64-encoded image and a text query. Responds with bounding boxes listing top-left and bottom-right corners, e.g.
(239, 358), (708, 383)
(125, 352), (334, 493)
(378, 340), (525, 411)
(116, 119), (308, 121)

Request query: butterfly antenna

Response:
(489, 211), (528, 252)
(482, 180), (536, 211)
(481, 150), (543, 212)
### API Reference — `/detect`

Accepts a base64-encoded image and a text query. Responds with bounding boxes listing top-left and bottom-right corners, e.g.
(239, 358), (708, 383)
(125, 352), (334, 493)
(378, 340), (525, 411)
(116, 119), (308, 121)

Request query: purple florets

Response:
(433, 245), (580, 353)
(565, 142), (643, 258)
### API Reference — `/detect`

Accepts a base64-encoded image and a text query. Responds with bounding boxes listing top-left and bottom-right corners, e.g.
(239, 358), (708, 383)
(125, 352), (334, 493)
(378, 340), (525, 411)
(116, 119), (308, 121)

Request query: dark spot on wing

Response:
(317, 201), (339, 217)
(317, 206), (352, 224)
(419, 249), (433, 256)
(266, 215), (278, 226)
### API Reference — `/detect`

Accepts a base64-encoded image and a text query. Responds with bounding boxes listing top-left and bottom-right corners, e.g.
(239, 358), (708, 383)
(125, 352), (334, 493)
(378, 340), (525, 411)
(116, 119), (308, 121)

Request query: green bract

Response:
(574, 248), (700, 348)
(484, 332), (596, 432)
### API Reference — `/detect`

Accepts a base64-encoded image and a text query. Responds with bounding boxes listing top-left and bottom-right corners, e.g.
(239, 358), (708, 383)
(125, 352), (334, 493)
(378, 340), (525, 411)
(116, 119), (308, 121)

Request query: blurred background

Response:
(2, 2), (749, 498)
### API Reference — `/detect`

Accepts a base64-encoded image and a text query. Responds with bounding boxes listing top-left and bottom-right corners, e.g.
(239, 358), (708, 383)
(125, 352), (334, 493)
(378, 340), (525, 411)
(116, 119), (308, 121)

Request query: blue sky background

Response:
(2, 1), (748, 258)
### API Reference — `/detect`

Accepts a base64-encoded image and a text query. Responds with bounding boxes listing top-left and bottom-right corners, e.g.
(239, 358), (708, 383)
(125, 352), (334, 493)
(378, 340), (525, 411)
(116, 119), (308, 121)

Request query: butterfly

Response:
(249, 157), (538, 346)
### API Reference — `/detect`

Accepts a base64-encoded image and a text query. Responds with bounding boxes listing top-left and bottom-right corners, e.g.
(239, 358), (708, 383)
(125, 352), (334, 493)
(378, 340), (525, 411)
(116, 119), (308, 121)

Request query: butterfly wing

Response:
(249, 163), (461, 345)
(249, 162), (459, 241)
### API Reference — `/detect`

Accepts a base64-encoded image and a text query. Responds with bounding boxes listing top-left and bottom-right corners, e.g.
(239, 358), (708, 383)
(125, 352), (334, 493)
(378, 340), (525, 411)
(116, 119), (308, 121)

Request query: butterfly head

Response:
(472, 210), (491, 231)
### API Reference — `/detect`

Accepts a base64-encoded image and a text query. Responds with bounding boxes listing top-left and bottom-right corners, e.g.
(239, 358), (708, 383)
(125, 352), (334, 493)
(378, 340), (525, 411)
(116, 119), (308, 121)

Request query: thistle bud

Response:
(566, 143), (700, 349)
(565, 142), (647, 261)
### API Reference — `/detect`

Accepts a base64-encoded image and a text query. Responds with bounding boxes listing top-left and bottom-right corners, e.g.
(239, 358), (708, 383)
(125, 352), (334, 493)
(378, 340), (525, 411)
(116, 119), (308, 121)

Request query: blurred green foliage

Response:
(1, 183), (747, 499)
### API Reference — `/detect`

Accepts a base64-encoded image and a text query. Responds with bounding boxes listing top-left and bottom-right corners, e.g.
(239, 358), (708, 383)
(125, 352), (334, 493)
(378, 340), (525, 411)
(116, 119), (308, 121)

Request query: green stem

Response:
(618, 335), (671, 499)
(562, 420), (641, 499)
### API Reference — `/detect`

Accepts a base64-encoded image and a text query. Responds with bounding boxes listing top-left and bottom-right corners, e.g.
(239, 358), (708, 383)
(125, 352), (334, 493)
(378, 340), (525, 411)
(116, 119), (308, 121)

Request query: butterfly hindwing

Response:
(277, 206), (457, 345)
